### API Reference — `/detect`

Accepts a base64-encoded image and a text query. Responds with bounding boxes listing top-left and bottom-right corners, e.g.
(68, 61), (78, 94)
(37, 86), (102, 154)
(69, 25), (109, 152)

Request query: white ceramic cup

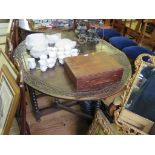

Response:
(71, 48), (79, 57)
(64, 45), (71, 51)
(39, 59), (47, 72)
(47, 47), (53, 51)
(46, 58), (56, 68)
(58, 55), (65, 65)
(40, 65), (48, 72)
(48, 51), (57, 58)
(57, 51), (64, 57)
(64, 50), (71, 56)
(58, 47), (64, 52)
(39, 54), (48, 60)
(38, 59), (47, 67)
(51, 47), (57, 52)
(58, 59), (64, 65)
(27, 58), (36, 69)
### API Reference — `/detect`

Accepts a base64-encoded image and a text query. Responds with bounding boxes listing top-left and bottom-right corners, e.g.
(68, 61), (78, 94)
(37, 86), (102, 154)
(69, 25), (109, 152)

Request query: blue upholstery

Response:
(122, 46), (154, 60)
(109, 36), (137, 50)
(98, 28), (121, 41)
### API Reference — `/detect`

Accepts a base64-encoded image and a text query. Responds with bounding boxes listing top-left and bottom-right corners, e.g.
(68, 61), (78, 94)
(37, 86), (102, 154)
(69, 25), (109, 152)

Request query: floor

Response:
(26, 96), (91, 135)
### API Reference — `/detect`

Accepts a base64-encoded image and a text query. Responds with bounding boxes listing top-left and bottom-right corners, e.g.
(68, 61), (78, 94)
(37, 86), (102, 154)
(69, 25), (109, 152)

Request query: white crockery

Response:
(40, 65), (48, 72)
(39, 54), (48, 60)
(25, 33), (48, 50)
(57, 51), (64, 58)
(58, 47), (64, 52)
(64, 50), (71, 55)
(64, 45), (72, 51)
(48, 51), (57, 58)
(27, 58), (36, 69)
(71, 48), (79, 57)
(30, 46), (47, 58)
(58, 54), (65, 60)
(55, 39), (76, 49)
(71, 48), (79, 53)
(58, 59), (64, 65)
(38, 59), (47, 66)
(71, 52), (78, 57)
(51, 47), (57, 52)
(46, 33), (61, 45)
(65, 52), (72, 58)
(47, 47), (53, 51)
(46, 58), (56, 68)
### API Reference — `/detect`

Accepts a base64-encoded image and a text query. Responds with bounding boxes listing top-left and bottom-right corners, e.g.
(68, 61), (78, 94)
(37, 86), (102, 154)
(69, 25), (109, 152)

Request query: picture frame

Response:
(0, 49), (19, 81)
(0, 64), (20, 134)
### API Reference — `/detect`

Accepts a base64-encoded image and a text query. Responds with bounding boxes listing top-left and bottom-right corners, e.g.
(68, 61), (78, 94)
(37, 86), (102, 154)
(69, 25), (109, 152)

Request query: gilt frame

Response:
(0, 49), (19, 81)
(0, 65), (20, 134)
(114, 54), (155, 135)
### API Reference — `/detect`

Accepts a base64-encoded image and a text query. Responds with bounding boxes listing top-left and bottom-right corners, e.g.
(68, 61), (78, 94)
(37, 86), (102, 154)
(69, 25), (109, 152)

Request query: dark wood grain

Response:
(64, 52), (123, 91)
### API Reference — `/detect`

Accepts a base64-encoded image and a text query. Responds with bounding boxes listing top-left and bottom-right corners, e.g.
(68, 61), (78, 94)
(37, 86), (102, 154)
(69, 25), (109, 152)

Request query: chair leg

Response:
(152, 46), (155, 52)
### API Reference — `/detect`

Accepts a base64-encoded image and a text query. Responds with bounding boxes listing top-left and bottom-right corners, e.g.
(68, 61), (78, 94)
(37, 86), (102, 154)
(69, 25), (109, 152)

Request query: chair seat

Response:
(109, 36), (137, 50)
(122, 46), (154, 60)
(98, 28), (121, 41)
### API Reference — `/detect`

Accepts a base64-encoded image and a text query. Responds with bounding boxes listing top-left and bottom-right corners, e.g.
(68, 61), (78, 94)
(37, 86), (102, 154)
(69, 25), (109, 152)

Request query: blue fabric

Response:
(98, 28), (121, 41)
(122, 46), (154, 60)
(109, 36), (137, 50)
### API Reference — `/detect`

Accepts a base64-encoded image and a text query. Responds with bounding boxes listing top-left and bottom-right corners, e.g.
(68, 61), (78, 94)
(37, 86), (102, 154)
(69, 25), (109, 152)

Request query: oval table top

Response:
(14, 31), (131, 101)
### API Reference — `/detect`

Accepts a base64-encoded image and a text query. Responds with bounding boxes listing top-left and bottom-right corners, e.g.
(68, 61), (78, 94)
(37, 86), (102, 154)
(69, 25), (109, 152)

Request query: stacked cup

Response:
(64, 45), (72, 58)
(27, 58), (36, 70)
(57, 47), (65, 64)
(48, 47), (57, 66)
(71, 48), (79, 57)
(39, 54), (48, 72)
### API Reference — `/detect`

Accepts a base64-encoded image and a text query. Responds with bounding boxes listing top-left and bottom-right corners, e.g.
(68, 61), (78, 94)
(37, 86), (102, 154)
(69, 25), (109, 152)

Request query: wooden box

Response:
(64, 52), (123, 91)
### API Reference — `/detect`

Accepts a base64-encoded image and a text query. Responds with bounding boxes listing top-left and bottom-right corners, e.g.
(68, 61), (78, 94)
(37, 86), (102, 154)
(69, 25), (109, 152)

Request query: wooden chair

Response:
(138, 19), (155, 51)
(112, 19), (126, 35)
(124, 19), (143, 42)
(5, 19), (19, 61)
(99, 19), (126, 41)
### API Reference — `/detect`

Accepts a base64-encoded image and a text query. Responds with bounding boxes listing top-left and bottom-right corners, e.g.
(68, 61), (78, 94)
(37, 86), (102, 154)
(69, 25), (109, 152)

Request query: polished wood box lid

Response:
(64, 52), (123, 79)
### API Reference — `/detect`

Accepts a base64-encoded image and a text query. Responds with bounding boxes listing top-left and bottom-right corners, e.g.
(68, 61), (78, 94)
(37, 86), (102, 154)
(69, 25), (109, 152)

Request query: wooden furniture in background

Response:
(125, 19), (144, 42)
(5, 19), (20, 61)
(138, 19), (155, 51)
(111, 19), (126, 35)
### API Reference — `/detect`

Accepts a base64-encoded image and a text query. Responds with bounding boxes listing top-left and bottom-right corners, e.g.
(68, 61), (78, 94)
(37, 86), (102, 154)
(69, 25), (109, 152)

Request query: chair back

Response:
(5, 19), (19, 62)
(125, 19), (143, 42)
(112, 19), (126, 35)
(138, 20), (155, 51)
